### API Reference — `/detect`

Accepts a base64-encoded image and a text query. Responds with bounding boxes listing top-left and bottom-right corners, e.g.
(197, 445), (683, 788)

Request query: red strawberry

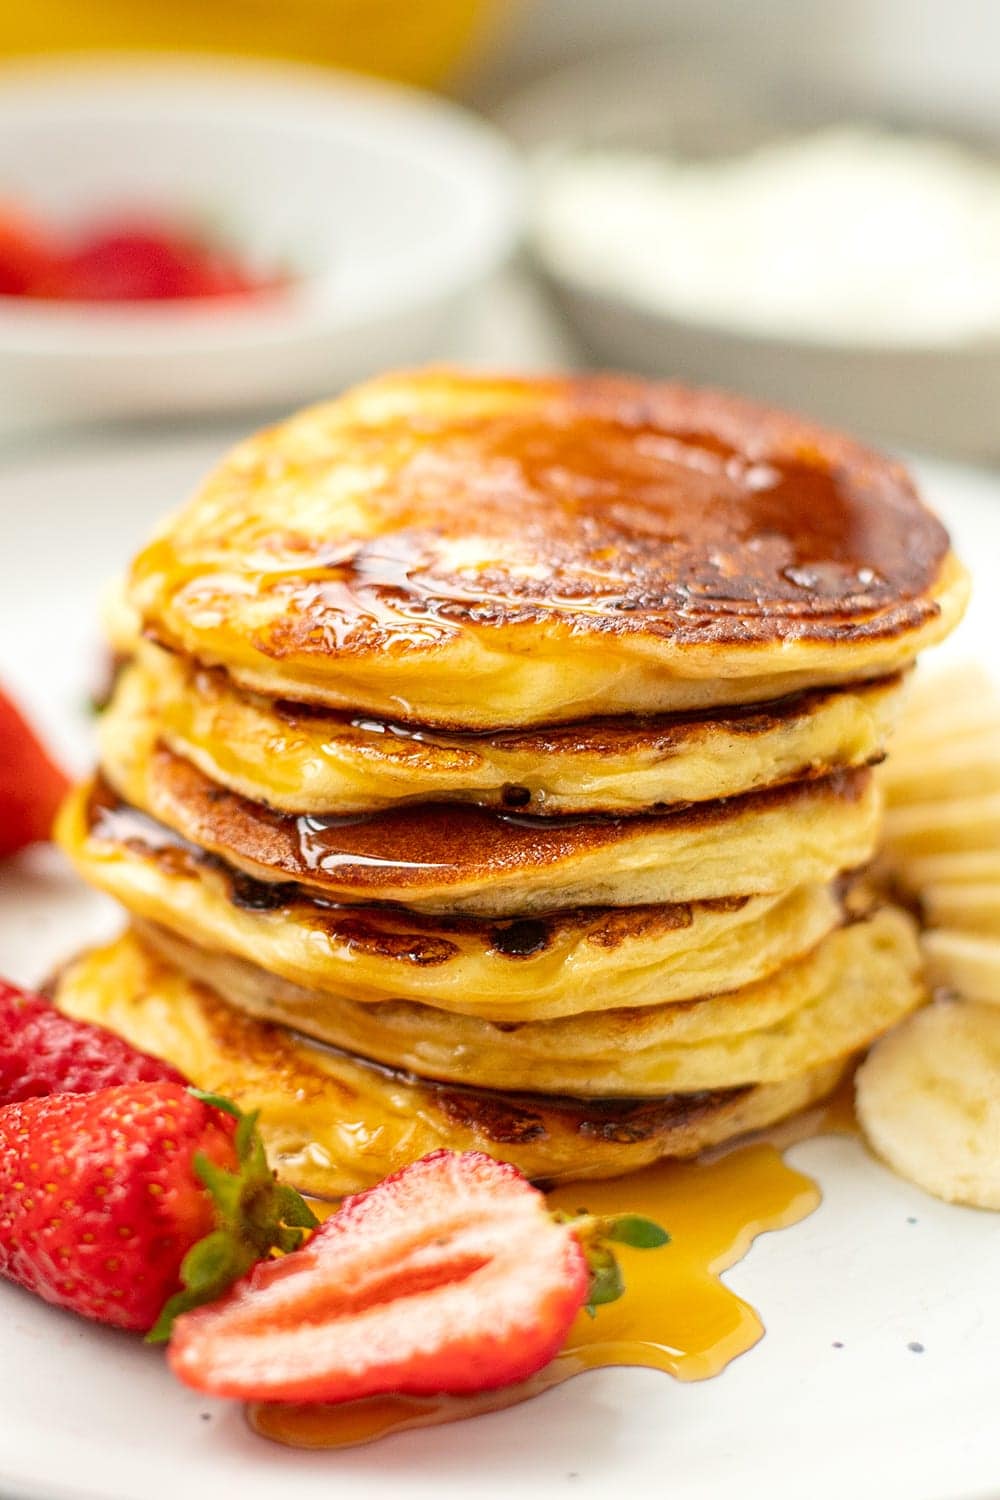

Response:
(168, 1149), (668, 1403)
(0, 203), (58, 296)
(54, 224), (273, 302)
(0, 688), (70, 857)
(0, 977), (184, 1106)
(0, 1083), (317, 1334)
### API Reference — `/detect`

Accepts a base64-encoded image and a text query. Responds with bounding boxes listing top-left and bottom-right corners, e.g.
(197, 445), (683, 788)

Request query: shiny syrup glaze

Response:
(135, 377), (950, 665)
(141, 741), (871, 892)
(263, 411), (949, 649)
(248, 1082), (858, 1450)
(86, 779), (763, 964)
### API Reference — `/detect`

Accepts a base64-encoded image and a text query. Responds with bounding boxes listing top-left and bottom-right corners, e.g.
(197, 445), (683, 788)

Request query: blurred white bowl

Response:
(504, 47), (1000, 462)
(0, 57), (520, 429)
(543, 278), (1000, 463)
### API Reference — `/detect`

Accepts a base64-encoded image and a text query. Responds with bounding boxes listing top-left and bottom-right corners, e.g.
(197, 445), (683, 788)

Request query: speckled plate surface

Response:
(0, 432), (999, 1500)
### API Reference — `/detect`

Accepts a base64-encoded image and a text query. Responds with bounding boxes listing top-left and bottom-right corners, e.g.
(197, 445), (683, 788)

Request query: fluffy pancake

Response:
(95, 685), (882, 914)
(131, 644), (904, 816)
(136, 905), (923, 1096)
(127, 369), (968, 729)
(52, 930), (848, 1196)
(58, 780), (846, 1019)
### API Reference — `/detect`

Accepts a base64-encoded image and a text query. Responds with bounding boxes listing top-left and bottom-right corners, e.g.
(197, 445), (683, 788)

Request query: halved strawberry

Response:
(0, 687), (69, 857)
(168, 1149), (667, 1403)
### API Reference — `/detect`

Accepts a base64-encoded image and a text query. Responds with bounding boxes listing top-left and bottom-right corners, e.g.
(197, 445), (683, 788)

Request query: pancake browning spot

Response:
(489, 920), (552, 958)
(436, 1089), (550, 1145)
(307, 916), (460, 967)
(436, 1079), (752, 1147)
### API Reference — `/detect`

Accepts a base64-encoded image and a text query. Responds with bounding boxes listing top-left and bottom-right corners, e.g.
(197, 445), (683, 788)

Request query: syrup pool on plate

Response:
(248, 1082), (857, 1450)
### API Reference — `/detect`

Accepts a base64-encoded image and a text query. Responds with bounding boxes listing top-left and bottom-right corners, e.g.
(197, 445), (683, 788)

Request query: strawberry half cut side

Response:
(168, 1149), (668, 1404)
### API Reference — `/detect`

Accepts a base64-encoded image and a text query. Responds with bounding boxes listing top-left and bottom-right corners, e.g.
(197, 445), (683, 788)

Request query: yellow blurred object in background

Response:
(0, 0), (508, 89)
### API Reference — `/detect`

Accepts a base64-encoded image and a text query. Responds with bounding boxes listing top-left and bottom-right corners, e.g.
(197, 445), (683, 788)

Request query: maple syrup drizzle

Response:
(137, 405), (948, 658)
(247, 1079), (858, 1451)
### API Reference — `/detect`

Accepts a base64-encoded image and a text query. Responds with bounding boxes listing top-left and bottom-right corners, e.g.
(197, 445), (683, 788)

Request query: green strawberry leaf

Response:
(146, 1092), (319, 1344)
(272, 1182), (321, 1228)
(602, 1215), (671, 1249)
(233, 1106), (261, 1162)
(179, 1229), (247, 1294)
(554, 1207), (670, 1318)
(186, 1088), (242, 1120)
(192, 1152), (244, 1219)
(584, 1255), (625, 1318)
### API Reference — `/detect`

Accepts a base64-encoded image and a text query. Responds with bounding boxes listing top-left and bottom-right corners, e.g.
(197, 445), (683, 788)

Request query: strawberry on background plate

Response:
(0, 977), (184, 1106)
(0, 201), (282, 302)
(169, 1149), (667, 1403)
(0, 202), (57, 296)
(52, 224), (265, 303)
(0, 687), (70, 858)
(0, 1083), (317, 1334)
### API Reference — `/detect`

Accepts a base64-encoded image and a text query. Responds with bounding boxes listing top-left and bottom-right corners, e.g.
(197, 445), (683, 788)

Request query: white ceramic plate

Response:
(0, 437), (999, 1500)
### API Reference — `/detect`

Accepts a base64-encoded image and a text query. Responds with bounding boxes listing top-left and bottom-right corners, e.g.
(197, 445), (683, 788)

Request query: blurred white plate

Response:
(0, 57), (520, 430)
(0, 429), (999, 1499)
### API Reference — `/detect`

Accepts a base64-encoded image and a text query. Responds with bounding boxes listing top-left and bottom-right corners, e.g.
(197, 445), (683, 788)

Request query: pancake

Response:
(94, 694), (882, 914)
(127, 369), (968, 729)
(58, 780), (847, 1019)
(51, 930), (849, 1196)
(131, 644), (904, 816)
(88, 749), (881, 918)
(136, 904), (923, 1096)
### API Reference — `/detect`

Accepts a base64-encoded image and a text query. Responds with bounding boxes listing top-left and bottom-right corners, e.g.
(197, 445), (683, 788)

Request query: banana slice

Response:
(900, 664), (1000, 742)
(920, 884), (1000, 937)
(856, 1000), (1000, 1209)
(922, 930), (1000, 1003)
(884, 732), (1000, 805)
(884, 793), (1000, 860)
(899, 851), (1000, 894)
(865, 664), (1000, 1209)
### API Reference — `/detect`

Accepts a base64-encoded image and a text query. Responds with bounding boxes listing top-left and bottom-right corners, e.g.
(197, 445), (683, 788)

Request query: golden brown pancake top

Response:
(134, 371), (950, 659)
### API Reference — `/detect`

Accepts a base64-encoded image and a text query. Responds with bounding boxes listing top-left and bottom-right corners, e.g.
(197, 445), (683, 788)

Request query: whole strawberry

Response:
(0, 687), (69, 857)
(0, 1082), (316, 1334)
(0, 978), (184, 1106)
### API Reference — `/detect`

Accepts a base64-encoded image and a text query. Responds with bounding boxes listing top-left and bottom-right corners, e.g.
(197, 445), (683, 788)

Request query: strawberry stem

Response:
(146, 1090), (318, 1343)
(553, 1211), (670, 1318)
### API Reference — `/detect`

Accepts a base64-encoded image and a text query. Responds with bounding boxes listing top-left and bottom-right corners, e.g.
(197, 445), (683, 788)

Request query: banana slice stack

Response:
(858, 664), (1000, 1208)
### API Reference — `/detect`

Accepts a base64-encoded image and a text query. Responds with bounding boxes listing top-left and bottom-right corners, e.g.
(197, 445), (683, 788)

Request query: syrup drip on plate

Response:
(248, 1081), (857, 1450)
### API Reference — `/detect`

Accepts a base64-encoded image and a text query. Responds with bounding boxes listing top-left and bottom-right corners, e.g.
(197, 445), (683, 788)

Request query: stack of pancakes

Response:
(54, 371), (968, 1196)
